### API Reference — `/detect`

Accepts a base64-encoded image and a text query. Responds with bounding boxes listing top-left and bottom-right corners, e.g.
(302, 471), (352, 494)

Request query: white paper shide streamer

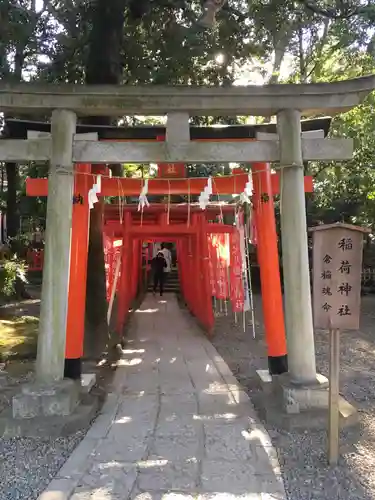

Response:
(199, 176), (213, 210)
(88, 174), (102, 210)
(239, 174), (253, 204)
(138, 179), (150, 212)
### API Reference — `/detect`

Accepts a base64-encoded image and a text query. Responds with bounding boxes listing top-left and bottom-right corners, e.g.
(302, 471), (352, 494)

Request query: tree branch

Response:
(197, 0), (228, 28)
(296, 0), (361, 19)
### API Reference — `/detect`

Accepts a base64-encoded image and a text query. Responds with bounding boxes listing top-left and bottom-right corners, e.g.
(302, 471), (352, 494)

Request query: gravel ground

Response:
(0, 361), (88, 500)
(0, 433), (85, 500)
(0, 360), (114, 500)
(211, 294), (375, 500)
(0, 287), (131, 500)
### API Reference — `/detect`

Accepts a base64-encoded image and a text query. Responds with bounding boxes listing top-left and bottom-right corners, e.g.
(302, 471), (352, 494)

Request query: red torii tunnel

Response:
(26, 165), (314, 379)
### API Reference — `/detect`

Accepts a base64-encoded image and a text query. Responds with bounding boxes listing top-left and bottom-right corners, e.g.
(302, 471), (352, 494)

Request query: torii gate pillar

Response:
(252, 162), (287, 374)
(278, 109), (317, 385)
(35, 110), (77, 383)
(64, 163), (91, 379)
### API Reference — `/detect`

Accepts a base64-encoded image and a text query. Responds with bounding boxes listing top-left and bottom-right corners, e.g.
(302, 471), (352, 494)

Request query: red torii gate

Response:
(26, 165), (313, 378)
(27, 172), (313, 197)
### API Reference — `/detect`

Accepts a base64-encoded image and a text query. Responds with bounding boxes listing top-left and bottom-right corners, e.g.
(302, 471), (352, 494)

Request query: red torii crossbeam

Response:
(26, 172), (313, 197)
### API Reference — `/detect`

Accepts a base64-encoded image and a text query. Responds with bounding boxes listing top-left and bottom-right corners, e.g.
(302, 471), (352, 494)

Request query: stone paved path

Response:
(39, 294), (285, 500)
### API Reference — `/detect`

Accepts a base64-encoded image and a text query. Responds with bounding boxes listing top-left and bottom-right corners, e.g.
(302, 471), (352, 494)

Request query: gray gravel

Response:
(0, 364), (86, 500)
(0, 433), (84, 500)
(0, 362), (110, 500)
(211, 294), (375, 500)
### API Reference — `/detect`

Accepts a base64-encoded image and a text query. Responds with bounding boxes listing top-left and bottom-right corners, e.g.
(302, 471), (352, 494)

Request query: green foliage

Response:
(0, 257), (27, 300)
(4, 0), (375, 237)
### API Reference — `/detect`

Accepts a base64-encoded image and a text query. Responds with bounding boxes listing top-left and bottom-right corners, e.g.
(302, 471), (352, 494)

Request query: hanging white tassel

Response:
(88, 184), (99, 209)
(207, 176), (213, 195)
(199, 193), (209, 210)
(244, 174), (253, 197)
(239, 174), (253, 204)
(138, 179), (150, 212)
(96, 174), (102, 193)
(199, 176), (212, 210)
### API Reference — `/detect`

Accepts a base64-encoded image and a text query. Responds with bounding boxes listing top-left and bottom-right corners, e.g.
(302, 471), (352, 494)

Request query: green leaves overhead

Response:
(3, 0), (375, 230)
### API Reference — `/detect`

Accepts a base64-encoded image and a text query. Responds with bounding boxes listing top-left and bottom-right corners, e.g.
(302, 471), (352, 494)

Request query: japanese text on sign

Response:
(311, 225), (366, 330)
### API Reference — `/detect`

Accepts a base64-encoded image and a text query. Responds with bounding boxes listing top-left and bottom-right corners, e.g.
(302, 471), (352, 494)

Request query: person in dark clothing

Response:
(151, 251), (167, 296)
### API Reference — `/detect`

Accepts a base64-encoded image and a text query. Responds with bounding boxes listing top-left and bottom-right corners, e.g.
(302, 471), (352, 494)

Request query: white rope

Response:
(244, 216), (256, 338)
(107, 252), (122, 326)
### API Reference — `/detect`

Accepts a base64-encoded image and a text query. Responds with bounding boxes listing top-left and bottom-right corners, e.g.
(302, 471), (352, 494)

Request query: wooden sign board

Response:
(310, 223), (369, 330)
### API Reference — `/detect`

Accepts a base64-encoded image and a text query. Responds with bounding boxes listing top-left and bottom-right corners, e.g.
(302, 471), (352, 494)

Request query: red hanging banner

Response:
(207, 234), (218, 297)
(104, 236), (123, 301)
(212, 233), (229, 299)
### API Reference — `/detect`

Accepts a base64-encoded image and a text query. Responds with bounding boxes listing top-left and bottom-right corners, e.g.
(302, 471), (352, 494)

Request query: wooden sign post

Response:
(310, 223), (369, 465)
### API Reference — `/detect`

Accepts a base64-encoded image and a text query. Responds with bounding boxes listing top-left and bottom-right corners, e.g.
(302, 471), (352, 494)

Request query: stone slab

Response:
(12, 379), (79, 419)
(0, 396), (98, 438)
(38, 478), (78, 500)
(81, 373), (96, 394)
(255, 370), (358, 430)
(137, 460), (200, 492)
(263, 397), (359, 430)
(73, 461), (137, 499)
(200, 460), (283, 496)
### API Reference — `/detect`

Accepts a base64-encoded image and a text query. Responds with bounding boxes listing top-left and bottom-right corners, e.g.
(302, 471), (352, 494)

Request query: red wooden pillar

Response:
(198, 214), (215, 333)
(176, 239), (183, 294)
(182, 236), (192, 310)
(131, 239), (140, 299)
(117, 212), (132, 333)
(126, 235), (134, 311)
(131, 240), (137, 299)
(177, 238), (187, 305)
(64, 163), (91, 379)
(191, 214), (202, 321)
(252, 162), (288, 375)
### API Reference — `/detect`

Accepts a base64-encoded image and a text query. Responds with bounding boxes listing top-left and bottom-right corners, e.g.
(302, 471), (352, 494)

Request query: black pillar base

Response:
(64, 358), (82, 380)
(268, 354), (288, 375)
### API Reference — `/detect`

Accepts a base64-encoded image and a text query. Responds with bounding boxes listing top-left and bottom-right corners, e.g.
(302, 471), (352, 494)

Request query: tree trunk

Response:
(84, 0), (127, 358)
(5, 162), (19, 241)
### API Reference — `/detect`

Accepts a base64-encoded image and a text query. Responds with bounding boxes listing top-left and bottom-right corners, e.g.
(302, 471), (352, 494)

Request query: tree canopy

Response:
(2, 0), (375, 352)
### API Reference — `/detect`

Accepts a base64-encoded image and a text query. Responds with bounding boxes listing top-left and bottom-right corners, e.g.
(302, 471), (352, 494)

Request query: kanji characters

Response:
(338, 305), (351, 316)
(166, 164), (177, 175)
(338, 237), (353, 251)
(321, 270), (332, 279)
(338, 260), (351, 275)
(337, 282), (352, 296)
(323, 254), (332, 264)
(73, 193), (83, 205)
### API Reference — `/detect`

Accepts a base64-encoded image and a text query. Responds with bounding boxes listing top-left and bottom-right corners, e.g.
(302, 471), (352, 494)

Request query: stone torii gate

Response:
(0, 77), (373, 421)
